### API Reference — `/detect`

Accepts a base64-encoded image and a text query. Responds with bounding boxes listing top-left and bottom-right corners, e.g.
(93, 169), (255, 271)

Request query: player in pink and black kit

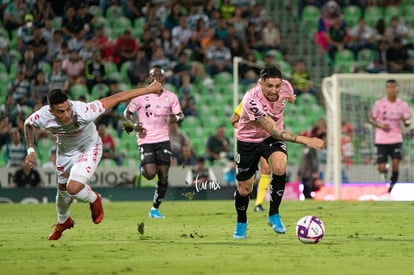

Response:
(24, 81), (162, 240)
(369, 79), (411, 193)
(124, 65), (184, 219)
(233, 66), (325, 239)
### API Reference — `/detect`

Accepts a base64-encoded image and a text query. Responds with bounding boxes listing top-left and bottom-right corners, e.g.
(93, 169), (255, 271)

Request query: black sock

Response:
(269, 173), (286, 216)
(234, 190), (250, 223)
(390, 171), (398, 184)
(153, 181), (168, 209)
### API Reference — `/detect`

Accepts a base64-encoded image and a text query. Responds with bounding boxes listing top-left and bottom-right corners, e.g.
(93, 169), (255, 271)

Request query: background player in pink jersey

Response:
(369, 79), (411, 193)
(233, 66), (324, 239)
(24, 81), (162, 240)
(124, 65), (184, 219)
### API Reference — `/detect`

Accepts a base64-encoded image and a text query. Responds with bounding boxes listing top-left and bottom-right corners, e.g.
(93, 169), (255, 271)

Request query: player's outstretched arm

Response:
(23, 122), (37, 169)
(259, 116), (325, 150)
(100, 80), (162, 110)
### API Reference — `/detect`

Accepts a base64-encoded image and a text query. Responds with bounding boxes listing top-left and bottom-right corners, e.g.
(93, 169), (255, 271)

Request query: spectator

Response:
(68, 30), (86, 53)
(76, 2), (96, 37)
(93, 25), (118, 64)
(0, 93), (24, 128)
(7, 67), (32, 108)
(61, 49), (85, 86)
(78, 36), (95, 61)
(13, 159), (43, 187)
(163, 2), (182, 32)
(245, 22), (261, 50)
(388, 16), (411, 48)
(3, 0), (28, 40)
(30, 25), (48, 62)
(206, 125), (232, 164)
(18, 47), (39, 82)
(47, 59), (69, 91)
(122, 0), (145, 25)
(172, 15), (192, 57)
(0, 115), (12, 149)
(367, 39), (388, 73)
(326, 16), (349, 61)
(311, 118), (327, 139)
(186, 4), (209, 31)
(205, 37), (232, 76)
(179, 86), (197, 117)
(259, 19), (282, 52)
(97, 123), (124, 166)
(114, 29), (139, 65)
(54, 41), (70, 61)
(219, 0), (236, 19)
(176, 144), (197, 167)
(127, 49), (149, 86)
(32, 0), (54, 23)
(158, 28), (175, 61)
(41, 19), (55, 44)
(347, 17), (376, 57)
(4, 128), (26, 168)
(186, 156), (217, 185)
(149, 47), (171, 72)
(239, 51), (260, 85)
(85, 51), (107, 93)
(0, 41), (13, 73)
(228, 7), (248, 41)
(45, 30), (63, 63)
(16, 13), (34, 53)
(61, 6), (83, 41)
(386, 36), (413, 73)
(291, 60), (317, 97)
(169, 121), (190, 161)
(31, 70), (49, 105)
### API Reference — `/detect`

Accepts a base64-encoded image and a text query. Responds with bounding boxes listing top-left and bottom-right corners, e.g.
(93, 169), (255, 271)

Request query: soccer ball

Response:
(296, 215), (325, 244)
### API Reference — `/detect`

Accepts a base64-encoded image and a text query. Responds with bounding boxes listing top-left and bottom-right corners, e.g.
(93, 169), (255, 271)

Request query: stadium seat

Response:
(364, 6), (383, 27)
(301, 5), (320, 33)
(106, 5), (125, 20)
(91, 83), (110, 100)
(88, 5), (103, 17)
(383, 6), (402, 23)
(265, 49), (284, 62)
(275, 60), (292, 78)
(343, 5), (362, 26)
(355, 49), (375, 70)
(214, 72), (233, 85)
(334, 49), (355, 73)
(69, 84), (89, 100)
(104, 61), (118, 75)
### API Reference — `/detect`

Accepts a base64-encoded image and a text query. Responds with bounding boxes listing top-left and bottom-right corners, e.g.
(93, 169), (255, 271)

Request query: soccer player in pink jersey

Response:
(233, 66), (325, 239)
(23, 81), (162, 240)
(369, 79), (411, 193)
(124, 65), (184, 219)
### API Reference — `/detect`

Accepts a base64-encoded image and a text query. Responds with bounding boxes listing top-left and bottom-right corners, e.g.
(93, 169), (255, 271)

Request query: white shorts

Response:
(56, 139), (103, 186)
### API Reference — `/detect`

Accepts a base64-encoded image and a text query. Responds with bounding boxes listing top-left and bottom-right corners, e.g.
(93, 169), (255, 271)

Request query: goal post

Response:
(322, 73), (414, 200)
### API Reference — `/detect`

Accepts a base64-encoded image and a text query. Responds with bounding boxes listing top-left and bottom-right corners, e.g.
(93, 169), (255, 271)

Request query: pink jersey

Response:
(371, 97), (410, 144)
(25, 100), (106, 154)
(237, 79), (294, 143)
(127, 89), (182, 145)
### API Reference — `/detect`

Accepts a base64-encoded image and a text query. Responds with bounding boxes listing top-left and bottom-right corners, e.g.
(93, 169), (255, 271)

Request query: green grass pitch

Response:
(1, 200), (414, 274)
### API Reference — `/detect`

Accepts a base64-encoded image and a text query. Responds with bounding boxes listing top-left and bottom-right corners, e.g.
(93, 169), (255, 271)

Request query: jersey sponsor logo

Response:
(77, 153), (88, 163)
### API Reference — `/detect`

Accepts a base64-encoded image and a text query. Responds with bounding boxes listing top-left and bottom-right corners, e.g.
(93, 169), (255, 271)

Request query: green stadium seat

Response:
(334, 49), (355, 73)
(214, 72), (232, 85)
(343, 5), (362, 26)
(356, 48), (375, 70)
(364, 6), (383, 27)
(301, 5), (320, 33)
(383, 6), (402, 23)
(265, 49), (284, 62)
(70, 84), (89, 100)
(91, 83), (110, 100)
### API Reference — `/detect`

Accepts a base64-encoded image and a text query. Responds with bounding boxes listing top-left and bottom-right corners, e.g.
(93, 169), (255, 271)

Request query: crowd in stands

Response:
(306, 0), (414, 73)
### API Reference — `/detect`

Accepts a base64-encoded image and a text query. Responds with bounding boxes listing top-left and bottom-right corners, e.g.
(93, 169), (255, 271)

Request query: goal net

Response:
(322, 74), (414, 198)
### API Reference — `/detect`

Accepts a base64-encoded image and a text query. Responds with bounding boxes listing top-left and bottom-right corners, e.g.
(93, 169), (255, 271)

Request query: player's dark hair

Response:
(386, 79), (397, 86)
(47, 89), (68, 107)
(259, 66), (282, 80)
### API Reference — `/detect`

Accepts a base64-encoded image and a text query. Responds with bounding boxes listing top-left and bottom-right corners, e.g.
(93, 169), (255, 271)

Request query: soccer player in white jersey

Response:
(124, 65), (184, 219)
(233, 66), (325, 239)
(369, 79), (411, 193)
(24, 81), (162, 240)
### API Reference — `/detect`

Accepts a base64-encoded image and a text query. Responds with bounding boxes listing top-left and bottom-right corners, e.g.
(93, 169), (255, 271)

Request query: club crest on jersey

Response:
(281, 99), (287, 106)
